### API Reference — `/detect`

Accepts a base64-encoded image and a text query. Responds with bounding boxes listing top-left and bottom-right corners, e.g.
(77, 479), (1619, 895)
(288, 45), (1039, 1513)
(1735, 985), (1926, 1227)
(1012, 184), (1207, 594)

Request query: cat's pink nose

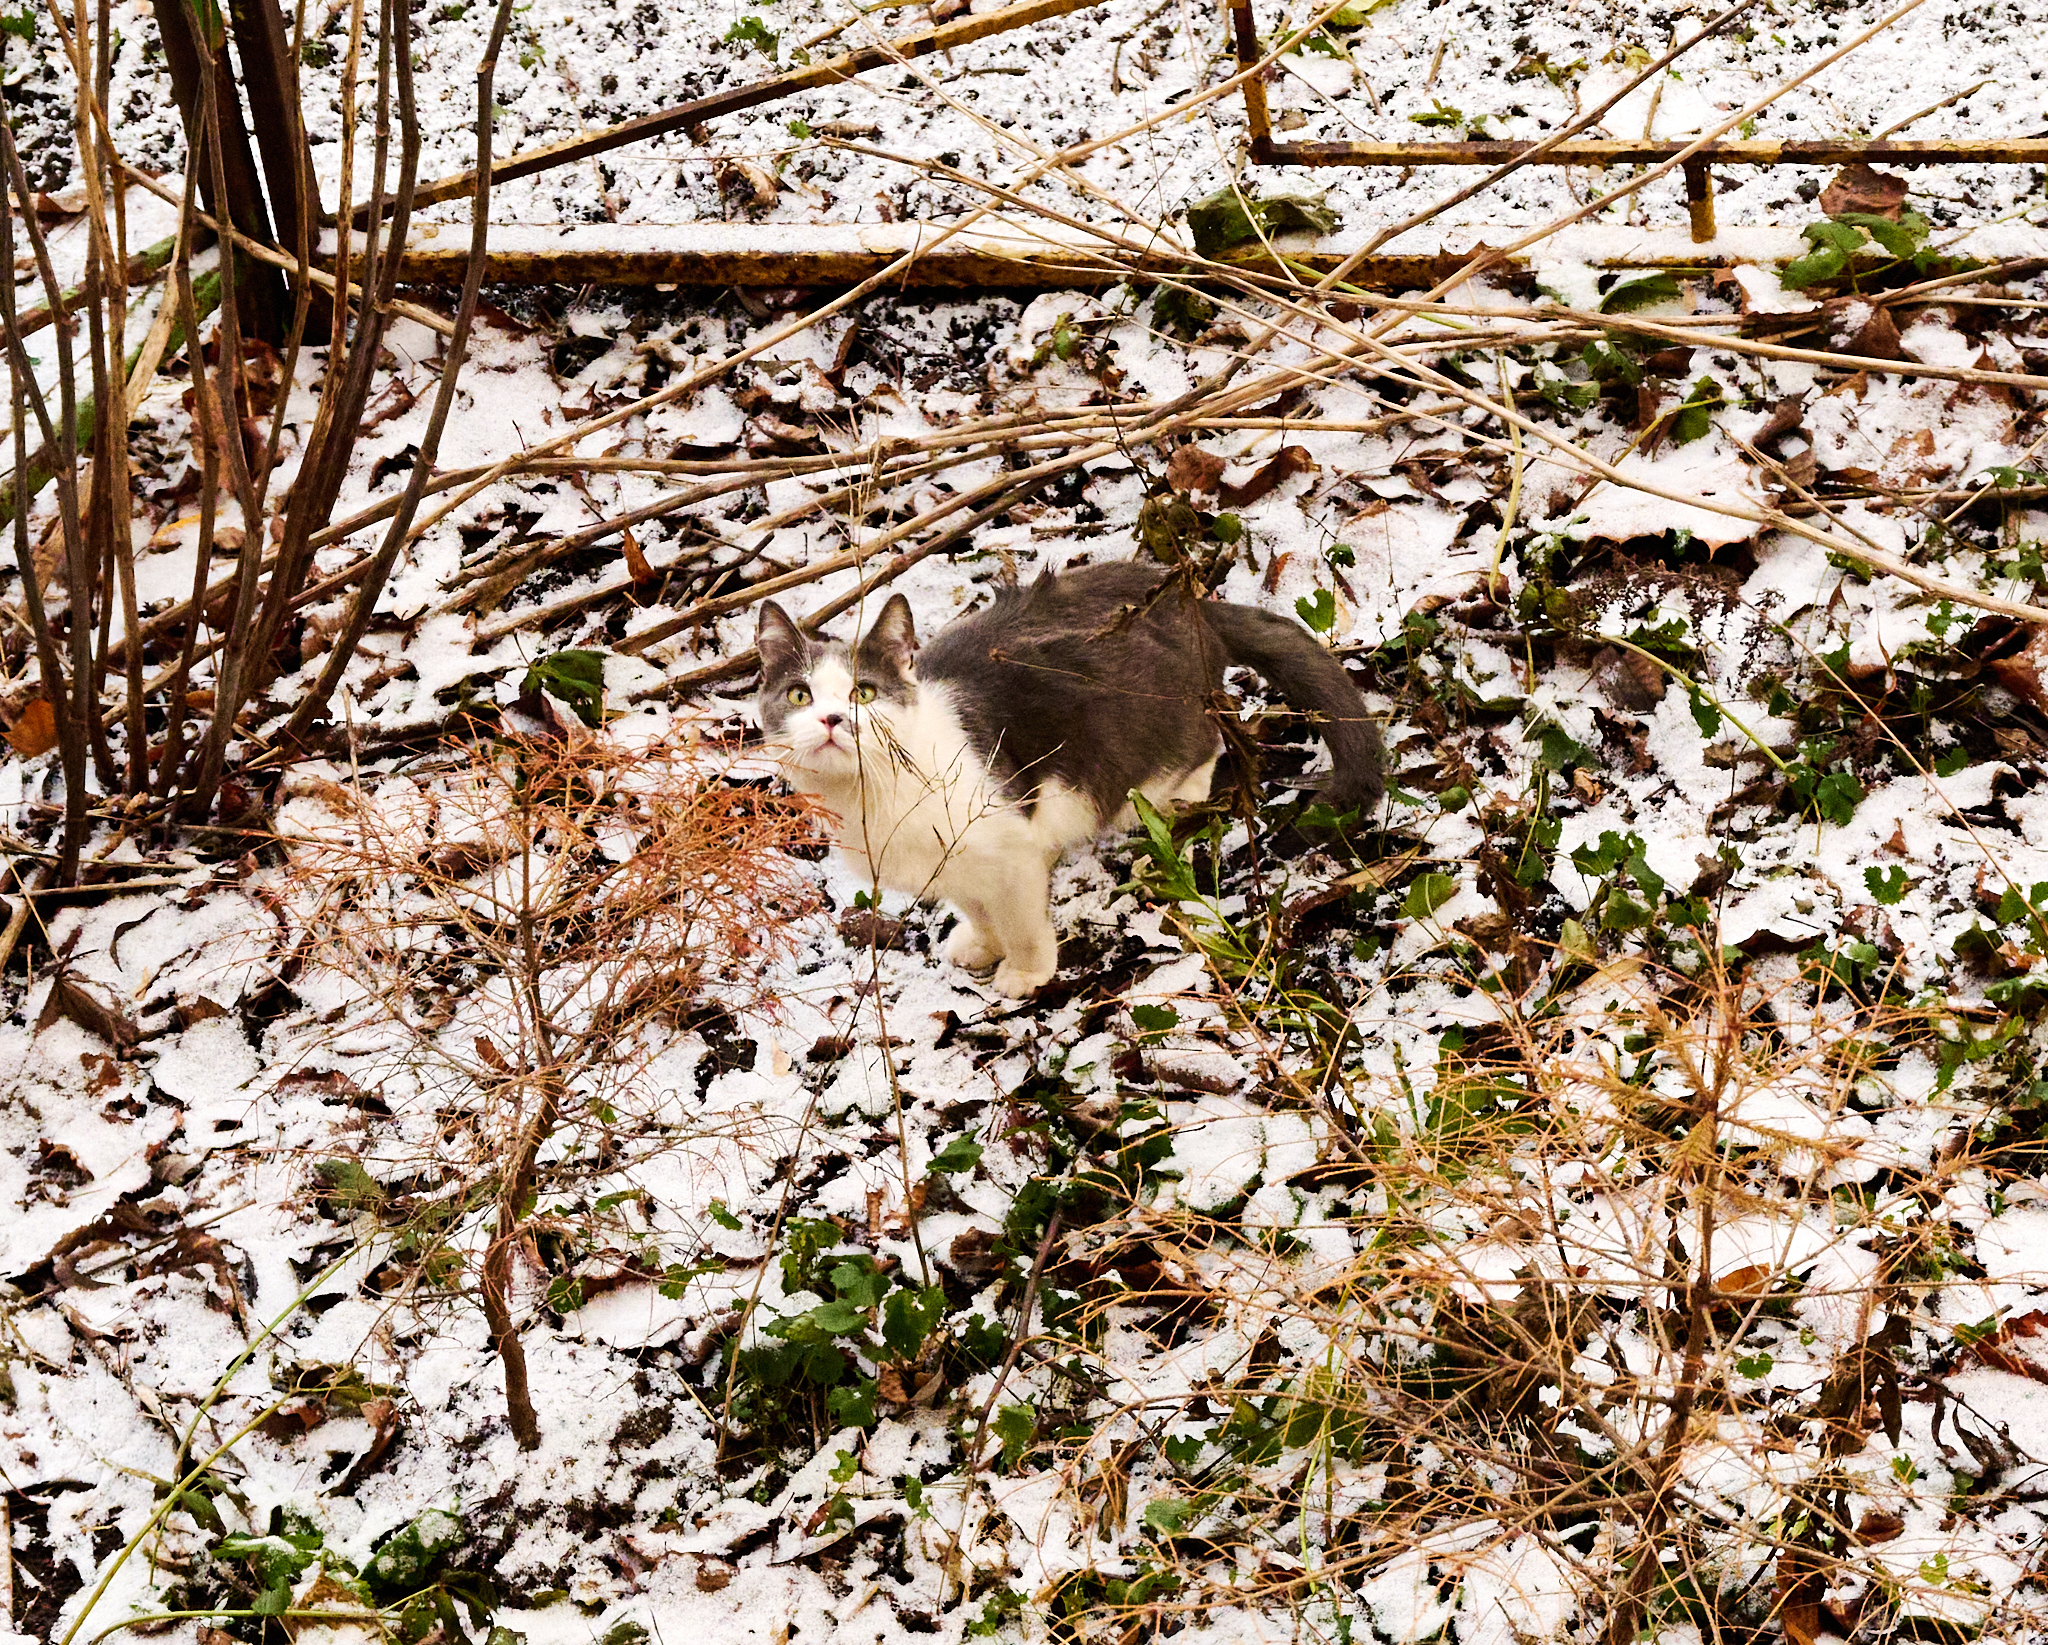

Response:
(820, 713), (845, 730)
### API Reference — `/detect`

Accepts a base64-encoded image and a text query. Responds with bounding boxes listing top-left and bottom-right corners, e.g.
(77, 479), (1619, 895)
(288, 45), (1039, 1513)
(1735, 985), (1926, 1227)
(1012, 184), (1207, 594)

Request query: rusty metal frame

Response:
(1224, 0), (2048, 243)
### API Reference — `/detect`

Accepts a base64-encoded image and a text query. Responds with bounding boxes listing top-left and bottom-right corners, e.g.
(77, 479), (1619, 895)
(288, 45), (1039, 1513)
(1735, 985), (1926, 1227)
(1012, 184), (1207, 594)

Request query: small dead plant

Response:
(274, 721), (828, 1447)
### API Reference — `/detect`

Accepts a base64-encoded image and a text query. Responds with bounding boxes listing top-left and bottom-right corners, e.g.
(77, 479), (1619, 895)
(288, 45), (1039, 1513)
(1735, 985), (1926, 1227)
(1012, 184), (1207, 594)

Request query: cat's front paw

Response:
(990, 960), (1054, 998)
(945, 919), (1001, 971)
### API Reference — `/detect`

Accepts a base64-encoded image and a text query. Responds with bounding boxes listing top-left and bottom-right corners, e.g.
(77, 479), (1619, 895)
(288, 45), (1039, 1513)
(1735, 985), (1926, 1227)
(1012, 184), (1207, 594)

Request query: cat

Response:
(754, 560), (1384, 997)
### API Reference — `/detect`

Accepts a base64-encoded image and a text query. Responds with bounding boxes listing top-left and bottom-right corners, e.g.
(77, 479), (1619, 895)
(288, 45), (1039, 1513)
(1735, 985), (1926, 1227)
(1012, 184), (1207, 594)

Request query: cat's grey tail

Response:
(1198, 600), (1386, 809)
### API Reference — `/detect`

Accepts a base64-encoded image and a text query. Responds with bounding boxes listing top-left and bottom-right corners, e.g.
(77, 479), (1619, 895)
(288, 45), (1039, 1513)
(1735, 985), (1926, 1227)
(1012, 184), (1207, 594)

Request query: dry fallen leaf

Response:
(715, 157), (780, 211)
(1220, 444), (1317, 509)
(1166, 443), (1226, 495)
(1820, 161), (1908, 219)
(6, 697), (58, 757)
(622, 526), (654, 584)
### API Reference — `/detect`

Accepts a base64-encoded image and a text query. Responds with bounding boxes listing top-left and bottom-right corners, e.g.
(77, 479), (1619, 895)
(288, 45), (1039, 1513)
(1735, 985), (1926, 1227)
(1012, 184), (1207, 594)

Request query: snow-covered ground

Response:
(5, 4), (2048, 1645)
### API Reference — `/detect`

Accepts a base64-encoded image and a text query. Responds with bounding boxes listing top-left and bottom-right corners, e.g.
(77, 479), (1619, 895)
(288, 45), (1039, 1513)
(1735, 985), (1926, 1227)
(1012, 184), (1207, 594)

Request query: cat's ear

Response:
(862, 594), (918, 666)
(757, 601), (806, 677)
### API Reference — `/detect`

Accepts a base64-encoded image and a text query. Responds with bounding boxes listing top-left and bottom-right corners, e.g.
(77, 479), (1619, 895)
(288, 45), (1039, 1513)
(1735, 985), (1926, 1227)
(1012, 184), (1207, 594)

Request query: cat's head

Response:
(755, 595), (919, 774)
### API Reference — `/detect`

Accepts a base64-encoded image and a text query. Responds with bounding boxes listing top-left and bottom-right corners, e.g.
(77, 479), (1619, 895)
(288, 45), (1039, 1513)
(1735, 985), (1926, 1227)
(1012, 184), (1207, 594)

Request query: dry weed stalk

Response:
(966, 939), (2032, 1642)
(275, 721), (827, 1446)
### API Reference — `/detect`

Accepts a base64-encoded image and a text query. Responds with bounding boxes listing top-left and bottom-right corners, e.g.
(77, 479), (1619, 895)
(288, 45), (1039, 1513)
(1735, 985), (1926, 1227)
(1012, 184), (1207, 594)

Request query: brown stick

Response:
(148, 0), (286, 339)
(282, 0), (512, 747)
(228, 0), (325, 331)
(0, 115), (94, 880)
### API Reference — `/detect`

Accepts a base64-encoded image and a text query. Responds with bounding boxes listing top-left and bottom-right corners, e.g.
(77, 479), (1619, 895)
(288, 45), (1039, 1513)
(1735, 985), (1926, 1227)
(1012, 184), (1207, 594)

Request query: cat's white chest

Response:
(793, 687), (1022, 895)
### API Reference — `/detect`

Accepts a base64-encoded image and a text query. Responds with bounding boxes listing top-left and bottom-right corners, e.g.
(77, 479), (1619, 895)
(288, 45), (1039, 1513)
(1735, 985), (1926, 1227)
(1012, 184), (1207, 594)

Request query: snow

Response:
(4, 2), (2048, 1641)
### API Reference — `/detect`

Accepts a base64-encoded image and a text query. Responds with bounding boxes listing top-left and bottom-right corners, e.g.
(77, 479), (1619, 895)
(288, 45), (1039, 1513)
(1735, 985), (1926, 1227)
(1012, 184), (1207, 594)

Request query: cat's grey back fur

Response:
(917, 560), (1383, 815)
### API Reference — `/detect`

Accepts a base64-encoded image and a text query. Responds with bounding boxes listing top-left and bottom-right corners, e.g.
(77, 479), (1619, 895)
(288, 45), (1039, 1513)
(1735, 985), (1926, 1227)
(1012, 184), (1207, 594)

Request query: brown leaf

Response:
(808, 1033), (855, 1063)
(1166, 444), (1226, 496)
(695, 1559), (736, 1593)
(333, 1395), (403, 1491)
(1821, 161), (1908, 220)
(1716, 1264), (1778, 1298)
(1856, 1510), (1905, 1544)
(257, 1397), (331, 1442)
(1986, 627), (2048, 715)
(715, 158), (780, 210)
(1963, 1308), (2048, 1383)
(35, 1139), (94, 1186)
(1594, 646), (1667, 712)
(622, 527), (654, 584)
(1219, 445), (1316, 509)
(37, 974), (140, 1052)
(6, 697), (57, 757)
(1824, 296), (1902, 360)
(876, 1365), (910, 1404)
(838, 907), (908, 951)
(948, 1226), (1004, 1278)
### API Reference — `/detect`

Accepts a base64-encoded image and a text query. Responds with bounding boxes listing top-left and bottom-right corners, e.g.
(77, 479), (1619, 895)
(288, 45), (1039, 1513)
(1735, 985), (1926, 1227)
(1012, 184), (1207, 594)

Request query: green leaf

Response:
(1953, 1312), (2007, 1347)
(313, 1157), (387, 1215)
(881, 1284), (947, 1358)
(1865, 865), (1909, 905)
(1735, 1352), (1774, 1379)
(1581, 339), (1642, 385)
(1599, 271), (1682, 314)
(1408, 100), (1467, 128)
(787, 118), (811, 138)
(1535, 371), (1596, 413)
(1839, 210), (1929, 258)
(1934, 746), (1972, 777)
(1688, 685), (1722, 737)
(1400, 872), (1456, 920)
(1779, 245), (1851, 291)
(1805, 219), (1871, 254)
(0, 10), (35, 40)
(1814, 769), (1865, 827)
(828, 1377), (878, 1427)
(1210, 511), (1244, 544)
(926, 1137), (984, 1176)
(521, 648), (608, 726)
(992, 1403), (1035, 1469)
(1184, 186), (1339, 260)
(1143, 1498), (1194, 1534)
(1670, 374), (1723, 445)
(1295, 588), (1337, 633)
(708, 1198), (743, 1231)
(363, 1509), (467, 1599)
(1130, 1002), (1179, 1035)
(657, 1260), (721, 1300)
(807, 1300), (867, 1334)
(723, 14), (777, 54)
(1151, 284), (1218, 339)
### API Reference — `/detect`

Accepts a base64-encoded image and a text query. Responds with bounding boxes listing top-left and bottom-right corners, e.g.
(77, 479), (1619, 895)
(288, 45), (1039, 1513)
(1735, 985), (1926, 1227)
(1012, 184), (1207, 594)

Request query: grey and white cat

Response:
(755, 561), (1384, 997)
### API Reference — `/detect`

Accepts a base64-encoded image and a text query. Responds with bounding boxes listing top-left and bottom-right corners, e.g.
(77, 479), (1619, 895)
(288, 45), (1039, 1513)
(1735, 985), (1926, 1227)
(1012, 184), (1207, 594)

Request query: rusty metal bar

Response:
(350, 220), (1942, 290)
(1226, 0), (1273, 150)
(1247, 137), (2048, 167)
(366, 0), (1108, 223)
(1683, 158), (1716, 243)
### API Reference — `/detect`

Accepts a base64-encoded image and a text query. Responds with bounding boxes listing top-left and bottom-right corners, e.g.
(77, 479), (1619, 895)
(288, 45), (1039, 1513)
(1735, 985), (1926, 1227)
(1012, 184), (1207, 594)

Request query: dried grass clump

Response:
(953, 942), (2041, 1645)
(274, 725), (829, 1446)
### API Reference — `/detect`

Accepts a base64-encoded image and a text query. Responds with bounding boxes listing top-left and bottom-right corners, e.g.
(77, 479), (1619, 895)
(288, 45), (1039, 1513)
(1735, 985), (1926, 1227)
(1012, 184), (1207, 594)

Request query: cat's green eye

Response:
(853, 682), (878, 705)
(786, 685), (812, 706)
